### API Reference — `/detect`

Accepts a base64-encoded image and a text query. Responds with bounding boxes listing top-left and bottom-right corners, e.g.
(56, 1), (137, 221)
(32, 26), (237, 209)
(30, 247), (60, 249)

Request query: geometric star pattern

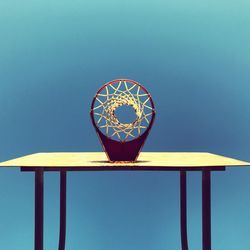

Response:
(92, 79), (154, 142)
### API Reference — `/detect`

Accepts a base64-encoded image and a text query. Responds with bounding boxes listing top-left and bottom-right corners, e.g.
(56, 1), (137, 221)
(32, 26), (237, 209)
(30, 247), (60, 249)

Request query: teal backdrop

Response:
(0, 0), (250, 249)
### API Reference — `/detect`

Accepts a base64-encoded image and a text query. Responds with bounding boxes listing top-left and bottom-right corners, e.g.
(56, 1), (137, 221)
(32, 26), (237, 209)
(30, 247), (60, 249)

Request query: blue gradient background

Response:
(0, 0), (250, 249)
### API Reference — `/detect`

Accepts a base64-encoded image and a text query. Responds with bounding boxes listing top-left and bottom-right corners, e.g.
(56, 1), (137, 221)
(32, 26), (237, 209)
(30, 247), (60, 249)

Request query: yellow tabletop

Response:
(0, 152), (249, 171)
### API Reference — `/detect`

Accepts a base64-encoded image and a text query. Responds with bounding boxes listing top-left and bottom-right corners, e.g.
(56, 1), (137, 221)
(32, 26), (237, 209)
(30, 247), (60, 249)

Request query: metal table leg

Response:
(35, 168), (44, 250)
(58, 171), (67, 250)
(202, 170), (211, 250)
(180, 171), (189, 250)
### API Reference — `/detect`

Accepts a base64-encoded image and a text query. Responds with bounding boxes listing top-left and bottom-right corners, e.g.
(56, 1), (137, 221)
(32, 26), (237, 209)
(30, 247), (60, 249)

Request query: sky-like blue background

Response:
(0, 0), (250, 249)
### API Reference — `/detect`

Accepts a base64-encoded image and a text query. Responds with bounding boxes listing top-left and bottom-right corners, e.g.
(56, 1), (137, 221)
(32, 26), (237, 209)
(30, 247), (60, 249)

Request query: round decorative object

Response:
(90, 79), (155, 162)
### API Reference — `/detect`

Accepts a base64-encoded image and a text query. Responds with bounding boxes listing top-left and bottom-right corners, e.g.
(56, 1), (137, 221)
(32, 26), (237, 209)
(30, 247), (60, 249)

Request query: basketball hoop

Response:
(90, 79), (155, 162)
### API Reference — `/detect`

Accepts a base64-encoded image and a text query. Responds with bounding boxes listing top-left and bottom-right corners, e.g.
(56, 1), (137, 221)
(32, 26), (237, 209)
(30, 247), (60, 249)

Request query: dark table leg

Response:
(202, 170), (211, 250)
(180, 171), (189, 250)
(58, 171), (67, 250)
(35, 168), (44, 250)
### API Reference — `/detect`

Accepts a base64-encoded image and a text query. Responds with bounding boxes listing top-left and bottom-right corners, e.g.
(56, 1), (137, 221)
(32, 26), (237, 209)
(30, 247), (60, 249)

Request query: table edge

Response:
(20, 166), (226, 171)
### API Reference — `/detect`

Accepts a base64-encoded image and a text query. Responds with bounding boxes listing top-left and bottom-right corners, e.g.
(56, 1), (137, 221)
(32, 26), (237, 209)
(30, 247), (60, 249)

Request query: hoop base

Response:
(96, 129), (150, 162)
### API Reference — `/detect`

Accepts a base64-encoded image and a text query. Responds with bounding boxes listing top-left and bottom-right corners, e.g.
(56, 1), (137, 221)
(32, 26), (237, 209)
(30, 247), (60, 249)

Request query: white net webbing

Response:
(92, 80), (154, 142)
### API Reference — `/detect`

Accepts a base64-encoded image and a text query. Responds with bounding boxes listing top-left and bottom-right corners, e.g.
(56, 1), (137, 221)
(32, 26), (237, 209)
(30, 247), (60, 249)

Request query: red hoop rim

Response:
(90, 79), (156, 142)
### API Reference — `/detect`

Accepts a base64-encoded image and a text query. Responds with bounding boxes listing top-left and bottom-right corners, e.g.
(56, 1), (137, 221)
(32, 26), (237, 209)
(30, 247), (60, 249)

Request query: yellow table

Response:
(0, 152), (249, 250)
